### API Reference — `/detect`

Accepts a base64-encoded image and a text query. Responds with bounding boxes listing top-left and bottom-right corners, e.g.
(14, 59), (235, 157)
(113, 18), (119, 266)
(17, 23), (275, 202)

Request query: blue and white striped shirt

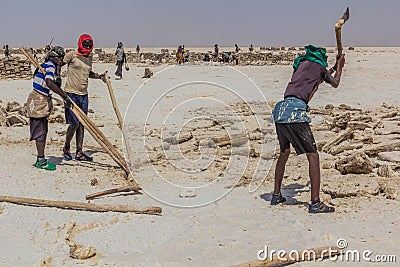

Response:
(33, 59), (56, 95)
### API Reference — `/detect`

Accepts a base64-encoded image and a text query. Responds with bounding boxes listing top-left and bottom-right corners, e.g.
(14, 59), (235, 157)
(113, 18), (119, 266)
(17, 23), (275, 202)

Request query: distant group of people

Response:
(177, 43), (251, 65)
(200, 44), (244, 64)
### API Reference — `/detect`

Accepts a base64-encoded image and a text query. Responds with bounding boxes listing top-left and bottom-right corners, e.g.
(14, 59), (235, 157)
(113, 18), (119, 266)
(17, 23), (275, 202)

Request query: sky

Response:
(1, 0), (399, 48)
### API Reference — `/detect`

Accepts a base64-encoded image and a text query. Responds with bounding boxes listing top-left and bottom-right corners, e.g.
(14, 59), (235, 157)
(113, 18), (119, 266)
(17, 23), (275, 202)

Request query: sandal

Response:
(270, 192), (286, 205)
(308, 200), (335, 213)
(75, 151), (93, 162)
(34, 159), (56, 171)
(63, 146), (72, 161)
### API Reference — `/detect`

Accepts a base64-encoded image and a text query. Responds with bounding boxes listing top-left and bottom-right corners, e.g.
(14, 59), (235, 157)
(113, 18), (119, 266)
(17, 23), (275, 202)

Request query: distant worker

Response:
(182, 45), (189, 63)
(44, 44), (51, 53)
(136, 44), (140, 54)
(222, 51), (231, 63)
(203, 52), (211, 62)
(31, 47), (38, 60)
(249, 44), (254, 52)
(235, 44), (240, 53)
(4, 45), (10, 59)
(176, 45), (183, 65)
(29, 47), (38, 60)
(214, 44), (219, 61)
(115, 41), (127, 79)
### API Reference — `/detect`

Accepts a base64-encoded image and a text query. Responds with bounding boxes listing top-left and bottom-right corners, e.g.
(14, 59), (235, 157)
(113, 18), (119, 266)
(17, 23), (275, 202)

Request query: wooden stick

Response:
(104, 73), (124, 130)
(71, 104), (128, 169)
(86, 185), (141, 200)
(20, 47), (131, 176)
(20, 47), (47, 74)
(335, 21), (344, 56)
(0, 195), (161, 215)
(335, 7), (350, 56)
(233, 246), (341, 267)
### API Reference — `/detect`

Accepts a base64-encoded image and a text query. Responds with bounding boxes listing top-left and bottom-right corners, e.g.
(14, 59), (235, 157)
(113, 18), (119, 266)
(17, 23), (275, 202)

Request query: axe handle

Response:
(335, 19), (345, 56)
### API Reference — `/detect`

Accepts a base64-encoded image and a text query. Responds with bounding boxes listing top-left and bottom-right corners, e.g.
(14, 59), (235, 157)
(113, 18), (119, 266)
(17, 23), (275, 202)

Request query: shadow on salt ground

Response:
(59, 149), (122, 170)
(109, 191), (143, 198)
(47, 155), (64, 165)
(260, 182), (310, 208)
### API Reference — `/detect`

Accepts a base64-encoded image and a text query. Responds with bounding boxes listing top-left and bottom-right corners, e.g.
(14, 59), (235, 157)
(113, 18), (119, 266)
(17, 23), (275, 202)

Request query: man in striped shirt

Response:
(26, 46), (72, 170)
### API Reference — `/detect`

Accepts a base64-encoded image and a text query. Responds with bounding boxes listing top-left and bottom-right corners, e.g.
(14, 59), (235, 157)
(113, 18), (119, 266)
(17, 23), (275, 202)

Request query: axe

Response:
(335, 7), (350, 56)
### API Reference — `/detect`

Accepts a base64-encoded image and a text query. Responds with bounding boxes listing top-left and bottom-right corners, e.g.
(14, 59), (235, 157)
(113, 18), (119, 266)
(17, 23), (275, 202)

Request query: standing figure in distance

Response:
(115, 41), (127, 79)
(176, 45), (183, 65)
(4, 45), (10, 59)
(213, 44), (219, 62)
(249, 44), (254, 52)
(235, 44), (240, 53)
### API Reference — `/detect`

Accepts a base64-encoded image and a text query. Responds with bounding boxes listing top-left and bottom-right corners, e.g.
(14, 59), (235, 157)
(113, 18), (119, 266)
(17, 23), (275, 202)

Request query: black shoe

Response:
(308, 200), (335, 213)
(270, 193), (286, 205)
(63, 146), (72, 161)
(75, 151), (93, 162)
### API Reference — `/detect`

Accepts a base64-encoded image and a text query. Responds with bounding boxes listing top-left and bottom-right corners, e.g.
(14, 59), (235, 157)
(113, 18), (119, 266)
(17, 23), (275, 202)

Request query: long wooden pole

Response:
(0, 195), (161, 214)
(104, 73), (124, 130)
(233, 246), (341, 267)
(102, 72), (134, 178)
(86, 185), (141, 200)
(20, 47), (131, 176)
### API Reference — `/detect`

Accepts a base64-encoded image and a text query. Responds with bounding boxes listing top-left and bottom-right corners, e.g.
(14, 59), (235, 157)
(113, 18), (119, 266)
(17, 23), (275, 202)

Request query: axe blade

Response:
(341, 7), (350, 22)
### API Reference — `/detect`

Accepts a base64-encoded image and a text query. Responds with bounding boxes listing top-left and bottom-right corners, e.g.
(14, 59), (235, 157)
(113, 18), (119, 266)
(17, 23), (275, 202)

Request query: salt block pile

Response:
(0, 98), (65, 127)
(309, 103), (400, 200)
(133, 101), (400, 202)
(0, 57), (32, 80)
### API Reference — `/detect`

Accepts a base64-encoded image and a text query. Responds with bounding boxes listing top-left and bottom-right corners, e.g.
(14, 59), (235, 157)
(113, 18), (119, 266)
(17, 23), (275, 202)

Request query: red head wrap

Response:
(77, 34), (94, 56)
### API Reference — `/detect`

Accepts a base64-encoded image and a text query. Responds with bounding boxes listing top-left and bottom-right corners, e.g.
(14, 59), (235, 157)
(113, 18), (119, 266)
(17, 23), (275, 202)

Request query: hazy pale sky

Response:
(1, 0), (399, 48)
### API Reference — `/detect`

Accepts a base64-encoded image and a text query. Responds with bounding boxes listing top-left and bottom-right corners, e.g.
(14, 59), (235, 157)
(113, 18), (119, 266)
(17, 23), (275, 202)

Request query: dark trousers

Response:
(115, 60), (124, 77)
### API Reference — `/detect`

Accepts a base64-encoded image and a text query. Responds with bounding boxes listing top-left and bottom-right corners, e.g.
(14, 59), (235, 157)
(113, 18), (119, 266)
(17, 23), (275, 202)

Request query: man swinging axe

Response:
(270, 8), (349, 213)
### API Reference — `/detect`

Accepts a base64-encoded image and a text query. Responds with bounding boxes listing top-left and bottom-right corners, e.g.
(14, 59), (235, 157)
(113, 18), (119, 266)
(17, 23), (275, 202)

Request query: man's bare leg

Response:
(65, 124), (79, 149)
(306, 151), (335, 213)
(273, 148), (290, 194)
(35, 140), (45, 159)
(306, 151), (320, 201)
(75, 123), (84, 152)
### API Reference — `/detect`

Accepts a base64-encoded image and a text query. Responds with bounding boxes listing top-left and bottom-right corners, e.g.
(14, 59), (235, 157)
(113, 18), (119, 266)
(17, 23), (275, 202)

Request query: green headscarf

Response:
(293, 45), (328, 70)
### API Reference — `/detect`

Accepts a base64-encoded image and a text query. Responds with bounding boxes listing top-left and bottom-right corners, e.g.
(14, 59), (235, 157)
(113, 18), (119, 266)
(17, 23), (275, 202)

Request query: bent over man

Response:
(271, 45), (345, 213)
